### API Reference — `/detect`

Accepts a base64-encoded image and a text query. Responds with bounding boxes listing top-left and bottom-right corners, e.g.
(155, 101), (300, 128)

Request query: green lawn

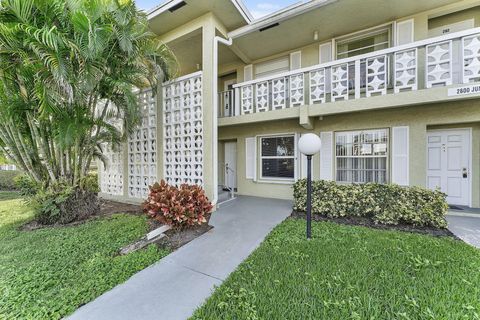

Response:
(0, 193), (169, 319)
(192, 218), (480, 320)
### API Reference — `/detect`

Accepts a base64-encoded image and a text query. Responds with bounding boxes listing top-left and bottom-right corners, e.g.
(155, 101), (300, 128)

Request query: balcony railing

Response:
(223, 28), (480, 118)
(218, 90), (237, 117)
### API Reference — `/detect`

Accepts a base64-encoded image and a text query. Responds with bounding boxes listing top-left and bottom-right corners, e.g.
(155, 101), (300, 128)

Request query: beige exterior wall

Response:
(219, 100), (480, 206)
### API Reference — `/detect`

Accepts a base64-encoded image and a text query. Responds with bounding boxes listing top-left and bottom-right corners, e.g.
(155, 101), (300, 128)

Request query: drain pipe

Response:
(212, 36), (233, 207)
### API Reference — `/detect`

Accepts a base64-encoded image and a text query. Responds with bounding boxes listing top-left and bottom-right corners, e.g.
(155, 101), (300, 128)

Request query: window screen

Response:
(261, 136), (295, 179)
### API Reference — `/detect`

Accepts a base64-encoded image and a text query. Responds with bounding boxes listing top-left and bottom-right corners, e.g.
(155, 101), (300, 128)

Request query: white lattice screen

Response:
(163, 72), (204, 187)
(100, 144), (124, 196)
(127, 89), (158, 198)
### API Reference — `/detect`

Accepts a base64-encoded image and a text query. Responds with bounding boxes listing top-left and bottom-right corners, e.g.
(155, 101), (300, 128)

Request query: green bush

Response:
(80, 172), (100, 193)
(293, 180), (448, 228)
(32, 184), (100, 225)
(0, 170), (22, 190)
(13, 175), (40, 197)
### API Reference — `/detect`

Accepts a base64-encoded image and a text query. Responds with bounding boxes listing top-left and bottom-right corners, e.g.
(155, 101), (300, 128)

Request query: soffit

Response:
(231, 0), (462, 61)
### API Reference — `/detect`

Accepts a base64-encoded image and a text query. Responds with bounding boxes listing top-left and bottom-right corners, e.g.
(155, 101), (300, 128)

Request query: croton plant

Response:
(143, 180), (213, 228)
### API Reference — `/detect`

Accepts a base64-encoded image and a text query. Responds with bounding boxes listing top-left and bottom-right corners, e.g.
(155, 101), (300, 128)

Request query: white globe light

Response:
(298, 133), (322, 156)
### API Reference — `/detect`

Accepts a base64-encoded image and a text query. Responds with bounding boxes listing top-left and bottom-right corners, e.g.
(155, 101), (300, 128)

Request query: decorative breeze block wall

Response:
(163, 72), (204, 187)
(128, 89), (158, 198)
(100, 143), (124, 196)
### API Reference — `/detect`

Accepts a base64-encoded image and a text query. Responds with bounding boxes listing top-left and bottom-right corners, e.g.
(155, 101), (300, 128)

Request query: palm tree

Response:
(0, 0), (176, 188)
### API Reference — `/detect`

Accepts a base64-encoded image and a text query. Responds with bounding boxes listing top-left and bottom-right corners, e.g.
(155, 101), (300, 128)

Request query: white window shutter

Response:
(290, 51), (302, 70)
(244, 65), (253, 81)
(245, 137), (256, 180)
(396, 19), (414, 46)
(320, 132), (333, 181)
(319, 42), (333, 64)
(392, 126), (409, 186)
(254, 56), (290, 78)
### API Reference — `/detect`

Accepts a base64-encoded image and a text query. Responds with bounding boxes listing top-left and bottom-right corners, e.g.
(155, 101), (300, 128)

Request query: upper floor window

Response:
(261, 135), (295, 180)
(336, 26), (391, 59)
(335, 129), (388, 184)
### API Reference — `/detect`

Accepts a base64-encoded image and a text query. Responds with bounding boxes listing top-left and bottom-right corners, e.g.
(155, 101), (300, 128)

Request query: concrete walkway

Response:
(68, 196), (292, 320)
(447, 211), (480, 248)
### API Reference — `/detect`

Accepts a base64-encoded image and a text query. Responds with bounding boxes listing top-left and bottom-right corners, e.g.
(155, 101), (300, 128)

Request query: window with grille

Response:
(335, 129), (388, 184)
(261, 135), (295, 180)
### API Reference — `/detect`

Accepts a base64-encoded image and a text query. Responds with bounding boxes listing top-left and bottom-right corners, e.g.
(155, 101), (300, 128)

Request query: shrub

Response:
(81, 172), (100, 193)
(14, 175), (40, 197)
(32, 184), (100, 225)
(0, 170), (22, 190)
(293, 180), (448, 228)
(143, 180), (213, 228)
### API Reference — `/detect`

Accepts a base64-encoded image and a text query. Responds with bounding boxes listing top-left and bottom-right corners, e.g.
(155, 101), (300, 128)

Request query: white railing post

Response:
(354, 60), (361, 99)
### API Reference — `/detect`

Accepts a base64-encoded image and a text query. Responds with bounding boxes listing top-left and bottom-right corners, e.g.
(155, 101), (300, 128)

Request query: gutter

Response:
(212, 36), (233, 207)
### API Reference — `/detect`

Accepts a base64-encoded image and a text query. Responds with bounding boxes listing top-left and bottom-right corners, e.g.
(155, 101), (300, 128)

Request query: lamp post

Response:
(298, 133), (322, 239)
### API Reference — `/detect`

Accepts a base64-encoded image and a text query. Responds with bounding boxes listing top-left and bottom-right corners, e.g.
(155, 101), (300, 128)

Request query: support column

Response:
(202, 20), (216, 202)
(156, 82), (164, 184)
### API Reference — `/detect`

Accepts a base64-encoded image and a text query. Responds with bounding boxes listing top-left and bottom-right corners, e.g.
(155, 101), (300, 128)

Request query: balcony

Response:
(219, 28), (480, 119)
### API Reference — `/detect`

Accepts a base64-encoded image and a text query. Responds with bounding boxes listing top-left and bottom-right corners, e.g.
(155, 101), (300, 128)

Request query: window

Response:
(335, 129), (388, 184)
(336, 26), (392, 90)
(261, 135), (295, 180)
(336, 27), (391, 59)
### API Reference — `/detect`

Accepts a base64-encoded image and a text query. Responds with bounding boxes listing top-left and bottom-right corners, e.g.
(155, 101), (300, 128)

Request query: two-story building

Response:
(99, 0), (480, 208)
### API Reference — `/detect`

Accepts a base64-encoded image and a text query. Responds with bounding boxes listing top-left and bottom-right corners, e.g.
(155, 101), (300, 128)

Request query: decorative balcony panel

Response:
(241, 85), (254, 114)
(394, 48), (417, 93)
(255, 81), (269, 112)
(128, 89), (157, 198)
(426, 40), (452, 88)
(100, 143), (124, 196)
(331, 63), (349, 101)
(289, 74), (304, 106)
(366, 55), (388, 97)
(309, 68), (326, 104)
(163, 72), (204, 188)
(462, 34), (480, 83)
(272, 78), (286, 109)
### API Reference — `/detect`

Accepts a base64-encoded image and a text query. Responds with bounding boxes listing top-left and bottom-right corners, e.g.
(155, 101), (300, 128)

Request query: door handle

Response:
(462, 167), (468, 178)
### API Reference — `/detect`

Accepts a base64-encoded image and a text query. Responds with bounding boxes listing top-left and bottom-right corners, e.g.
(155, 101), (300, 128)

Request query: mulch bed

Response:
(155, 223), (213, 251)
(20, 199), (143, 231)
(290, 211), (459, 240)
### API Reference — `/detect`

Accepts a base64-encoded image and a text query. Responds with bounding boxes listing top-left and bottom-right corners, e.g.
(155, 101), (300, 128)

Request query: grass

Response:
(0, 192), (169, 319)
(192, 218), (480, 320)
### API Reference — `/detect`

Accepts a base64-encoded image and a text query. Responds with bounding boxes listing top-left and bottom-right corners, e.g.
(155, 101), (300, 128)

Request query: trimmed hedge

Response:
(293, 180), (448, 228)
(0, 170), (23, 190)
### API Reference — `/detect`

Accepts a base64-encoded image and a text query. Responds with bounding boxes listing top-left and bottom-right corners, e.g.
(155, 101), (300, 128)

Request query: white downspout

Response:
(213, 36), (233, 206)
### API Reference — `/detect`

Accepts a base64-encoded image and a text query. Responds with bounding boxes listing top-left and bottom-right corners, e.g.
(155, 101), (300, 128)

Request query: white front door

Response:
(427, 129), (471, 206)
(224, 142), (237, 190)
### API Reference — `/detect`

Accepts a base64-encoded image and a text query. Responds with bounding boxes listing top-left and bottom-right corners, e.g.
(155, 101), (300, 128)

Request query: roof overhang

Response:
(227, 0), (467, 61)
(147, 0), (252, 35)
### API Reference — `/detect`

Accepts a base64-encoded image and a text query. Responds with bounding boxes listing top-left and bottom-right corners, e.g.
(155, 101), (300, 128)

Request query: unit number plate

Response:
(448, 84), (480, 97)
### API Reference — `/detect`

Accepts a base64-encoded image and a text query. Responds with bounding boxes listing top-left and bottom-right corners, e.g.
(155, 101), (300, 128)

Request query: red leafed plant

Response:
(143, 180), (213, 228)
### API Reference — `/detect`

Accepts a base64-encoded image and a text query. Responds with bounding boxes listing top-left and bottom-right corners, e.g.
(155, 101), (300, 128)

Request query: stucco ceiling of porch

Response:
(168, 29), (241, 77)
